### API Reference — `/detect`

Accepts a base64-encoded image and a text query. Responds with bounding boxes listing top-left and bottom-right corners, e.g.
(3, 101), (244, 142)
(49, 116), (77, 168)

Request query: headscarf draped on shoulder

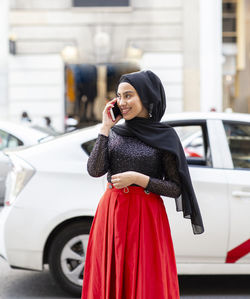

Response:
(112, 70), (204, 235)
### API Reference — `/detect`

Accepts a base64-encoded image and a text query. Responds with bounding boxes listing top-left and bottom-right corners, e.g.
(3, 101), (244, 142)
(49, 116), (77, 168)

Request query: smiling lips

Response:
(121, 108), (131, 115)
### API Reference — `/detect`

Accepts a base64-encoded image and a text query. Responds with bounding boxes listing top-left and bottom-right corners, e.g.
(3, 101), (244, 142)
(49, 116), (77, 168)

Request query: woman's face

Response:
(116, 82), (148, 120)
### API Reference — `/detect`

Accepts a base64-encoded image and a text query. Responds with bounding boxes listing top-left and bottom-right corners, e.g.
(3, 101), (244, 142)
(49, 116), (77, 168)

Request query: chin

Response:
(122, 109), (142, 120)
(123, 114), (136, 120)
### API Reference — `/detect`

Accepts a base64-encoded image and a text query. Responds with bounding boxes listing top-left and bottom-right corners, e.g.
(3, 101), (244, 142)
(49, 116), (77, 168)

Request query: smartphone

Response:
(110, 101), (122, 121)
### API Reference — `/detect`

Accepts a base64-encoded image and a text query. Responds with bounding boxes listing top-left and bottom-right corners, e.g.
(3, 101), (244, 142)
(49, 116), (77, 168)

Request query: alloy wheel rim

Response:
(60, 234), (89, 286)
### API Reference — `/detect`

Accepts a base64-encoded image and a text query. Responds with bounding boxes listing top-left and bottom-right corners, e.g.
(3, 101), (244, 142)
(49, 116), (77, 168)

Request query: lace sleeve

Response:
(87, 134), (109, 177)
(145, 150), (182, 198)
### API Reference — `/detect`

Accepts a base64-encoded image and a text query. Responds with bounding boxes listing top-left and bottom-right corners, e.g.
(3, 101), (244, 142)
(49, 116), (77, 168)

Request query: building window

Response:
(73, 0), (129, 7)
(222, 0), (237, 43)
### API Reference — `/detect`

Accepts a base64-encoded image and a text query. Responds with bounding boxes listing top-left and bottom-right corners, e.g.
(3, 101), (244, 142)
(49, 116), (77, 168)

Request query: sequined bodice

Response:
(108, 130), (163, 180)
(87, 130), (181, 198)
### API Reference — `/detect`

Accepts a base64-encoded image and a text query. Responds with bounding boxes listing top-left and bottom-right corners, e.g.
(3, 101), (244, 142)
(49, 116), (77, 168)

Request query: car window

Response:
(223, 121), (250, 169)
(171, 124), (211, 167)
(81, 138), (97, 155)
(0, 129), (23, 150)
(8, 134), (23, 148)
(0, 130), (8, 150)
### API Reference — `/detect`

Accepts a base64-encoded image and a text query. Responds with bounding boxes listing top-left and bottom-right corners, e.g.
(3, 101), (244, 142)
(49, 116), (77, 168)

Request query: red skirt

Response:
(81, 184), (180, 299)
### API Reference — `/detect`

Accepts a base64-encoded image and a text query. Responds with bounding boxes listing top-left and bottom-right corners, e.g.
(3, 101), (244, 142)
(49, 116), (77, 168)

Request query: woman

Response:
(81, 70), (204, 299)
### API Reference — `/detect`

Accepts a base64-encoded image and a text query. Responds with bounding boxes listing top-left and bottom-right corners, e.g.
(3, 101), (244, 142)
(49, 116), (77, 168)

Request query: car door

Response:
(162, 120), (229, 264)
(221, 120), (250, 264)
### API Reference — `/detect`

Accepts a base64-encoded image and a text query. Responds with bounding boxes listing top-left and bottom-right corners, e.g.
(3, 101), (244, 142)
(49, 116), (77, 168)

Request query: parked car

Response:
(0, 112), (250, 297)
(0, 121), (53, 205)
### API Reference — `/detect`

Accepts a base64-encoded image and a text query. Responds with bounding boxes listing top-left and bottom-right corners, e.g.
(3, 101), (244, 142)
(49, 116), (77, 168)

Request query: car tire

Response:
(48, 221), (92, 297)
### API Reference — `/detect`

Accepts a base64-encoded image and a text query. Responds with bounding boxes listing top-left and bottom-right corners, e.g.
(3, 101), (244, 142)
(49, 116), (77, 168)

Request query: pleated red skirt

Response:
(81, 183), (180, 299)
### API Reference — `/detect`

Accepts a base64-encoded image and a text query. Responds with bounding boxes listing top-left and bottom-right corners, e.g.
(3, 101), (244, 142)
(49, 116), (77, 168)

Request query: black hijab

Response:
(112, 70), (204, 235)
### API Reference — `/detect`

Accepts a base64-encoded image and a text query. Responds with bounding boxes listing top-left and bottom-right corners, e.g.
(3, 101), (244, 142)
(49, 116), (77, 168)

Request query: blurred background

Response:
(1, 2), (250, 298)
(0, 0), (249, 133)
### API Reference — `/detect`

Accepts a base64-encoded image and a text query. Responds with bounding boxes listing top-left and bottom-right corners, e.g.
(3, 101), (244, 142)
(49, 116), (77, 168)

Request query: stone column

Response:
(199, 0), (223, 112)
(183, 0), (222, 112)
(0, 0), (9, 119)
(183, 0), (200, 111)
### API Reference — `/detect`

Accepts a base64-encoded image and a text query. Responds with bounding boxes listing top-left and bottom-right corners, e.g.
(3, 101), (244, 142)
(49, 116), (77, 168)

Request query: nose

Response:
(118, 96), (128, 107)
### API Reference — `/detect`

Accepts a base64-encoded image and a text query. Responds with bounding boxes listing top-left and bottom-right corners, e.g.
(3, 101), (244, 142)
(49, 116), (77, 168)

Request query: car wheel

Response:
(48, 221), (91, 297)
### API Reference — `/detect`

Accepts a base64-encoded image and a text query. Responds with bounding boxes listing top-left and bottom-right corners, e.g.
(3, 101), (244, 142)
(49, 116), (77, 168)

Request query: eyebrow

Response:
(117, 90), (134, 96)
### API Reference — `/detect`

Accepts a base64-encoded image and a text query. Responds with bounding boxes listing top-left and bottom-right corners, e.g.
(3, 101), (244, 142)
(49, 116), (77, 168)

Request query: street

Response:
(0, 258), (250, 299)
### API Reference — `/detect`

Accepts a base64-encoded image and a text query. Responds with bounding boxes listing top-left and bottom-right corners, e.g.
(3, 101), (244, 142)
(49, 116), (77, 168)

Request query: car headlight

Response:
(5, 154), (35, 206)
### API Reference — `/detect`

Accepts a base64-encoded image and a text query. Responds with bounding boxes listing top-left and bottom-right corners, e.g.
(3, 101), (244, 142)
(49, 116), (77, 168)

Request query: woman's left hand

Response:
(111, 171), (136, 189)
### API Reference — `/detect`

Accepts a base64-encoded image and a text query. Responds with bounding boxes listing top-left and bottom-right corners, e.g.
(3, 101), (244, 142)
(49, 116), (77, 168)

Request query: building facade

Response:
(1, 0), (225, 130)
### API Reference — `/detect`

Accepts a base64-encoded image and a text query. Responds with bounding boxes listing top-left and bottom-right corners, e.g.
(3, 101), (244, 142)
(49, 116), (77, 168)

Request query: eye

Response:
(125, 94), (131, 99)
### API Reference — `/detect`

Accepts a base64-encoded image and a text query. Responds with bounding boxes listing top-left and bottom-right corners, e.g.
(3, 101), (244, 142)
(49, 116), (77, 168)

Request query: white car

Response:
(0, 121), (51, 205)
(0, 112), (250, 296)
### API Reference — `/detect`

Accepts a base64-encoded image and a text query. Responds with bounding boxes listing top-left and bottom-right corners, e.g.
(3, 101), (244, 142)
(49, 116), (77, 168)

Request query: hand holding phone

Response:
(100, 98), (122, 135)
(110, 99), (122, 122)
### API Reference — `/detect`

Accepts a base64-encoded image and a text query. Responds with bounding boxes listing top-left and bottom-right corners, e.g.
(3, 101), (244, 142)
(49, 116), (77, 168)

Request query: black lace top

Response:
(87, 130), (182, 198)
